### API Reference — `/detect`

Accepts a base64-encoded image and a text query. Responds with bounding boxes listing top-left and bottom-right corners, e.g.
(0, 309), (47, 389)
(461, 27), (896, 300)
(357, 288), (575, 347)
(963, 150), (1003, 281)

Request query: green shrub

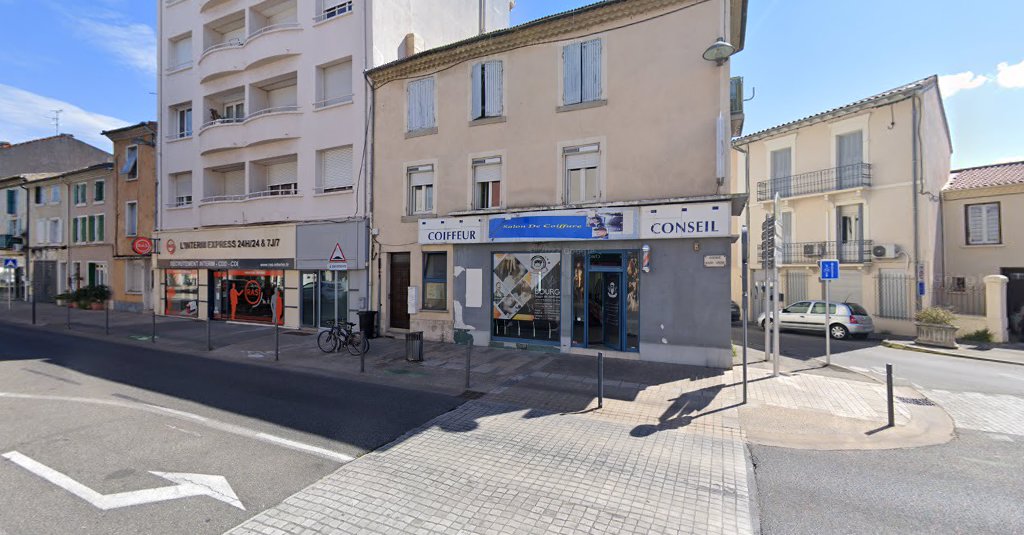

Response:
(915, 307), (955, 326)
(959, 329), (993, 343)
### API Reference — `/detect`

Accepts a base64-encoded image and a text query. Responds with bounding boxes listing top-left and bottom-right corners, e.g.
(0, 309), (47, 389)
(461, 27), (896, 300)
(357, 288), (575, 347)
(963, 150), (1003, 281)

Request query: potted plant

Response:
(914, 307), (958, 349)
(85, 285), (110, 310)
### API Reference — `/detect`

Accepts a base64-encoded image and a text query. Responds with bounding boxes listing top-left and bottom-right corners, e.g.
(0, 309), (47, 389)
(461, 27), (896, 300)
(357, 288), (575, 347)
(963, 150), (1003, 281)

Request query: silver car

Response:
(757, 301), (874, 340)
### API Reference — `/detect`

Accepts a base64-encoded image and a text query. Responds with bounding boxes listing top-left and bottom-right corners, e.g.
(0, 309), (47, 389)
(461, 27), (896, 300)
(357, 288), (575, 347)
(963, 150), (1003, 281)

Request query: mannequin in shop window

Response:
(229, 283), (240, 321)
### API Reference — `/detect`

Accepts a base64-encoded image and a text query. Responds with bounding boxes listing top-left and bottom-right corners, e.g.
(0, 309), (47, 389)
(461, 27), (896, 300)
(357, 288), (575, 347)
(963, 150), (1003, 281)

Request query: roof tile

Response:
(945, 160), (1024, 191)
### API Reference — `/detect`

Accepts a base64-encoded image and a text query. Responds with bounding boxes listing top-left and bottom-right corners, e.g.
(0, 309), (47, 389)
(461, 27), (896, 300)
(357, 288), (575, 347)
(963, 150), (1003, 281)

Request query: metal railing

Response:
(246, 105), (299, 120)
(247, 22), (301, 41)
(166, 196), (193, 209)
(758, 240), (874, 265)
(314, 1), (353, 22)
(314, 185), (353, 194)
(757, 163), (872, 202)
(165, 60), (193, 73)
(199, 117), (244, 131)
(934, 281), (987, 316)
(245, 185), (299, 199)
(313, 94), (353, 109)
(199, 193), (247, 204)
(165, 131), (193, 141)
(0, 234), (19, 250)
(201, 38), (244, 58)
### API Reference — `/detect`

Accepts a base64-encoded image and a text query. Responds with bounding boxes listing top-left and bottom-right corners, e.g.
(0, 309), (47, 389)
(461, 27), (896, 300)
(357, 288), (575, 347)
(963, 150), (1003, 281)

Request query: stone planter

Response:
(915, 322), (958, 349)
(55, 298), (67, 307)
(90, 302), (105, 311)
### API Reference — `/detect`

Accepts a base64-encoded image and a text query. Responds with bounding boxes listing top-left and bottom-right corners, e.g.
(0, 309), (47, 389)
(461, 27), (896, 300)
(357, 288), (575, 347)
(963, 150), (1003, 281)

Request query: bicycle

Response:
(317, 320), (369, 355)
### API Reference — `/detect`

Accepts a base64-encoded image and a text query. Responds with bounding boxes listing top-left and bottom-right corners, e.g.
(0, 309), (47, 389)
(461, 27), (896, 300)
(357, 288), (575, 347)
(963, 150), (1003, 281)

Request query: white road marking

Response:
(2, 451), (245, 510)
(0, 392), (354, 464)
(165, 424), (203, 437)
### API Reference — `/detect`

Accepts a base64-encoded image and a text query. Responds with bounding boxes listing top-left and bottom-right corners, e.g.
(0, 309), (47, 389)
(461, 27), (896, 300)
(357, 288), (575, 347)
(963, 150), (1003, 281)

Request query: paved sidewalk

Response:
(882, 339), (1024, 367)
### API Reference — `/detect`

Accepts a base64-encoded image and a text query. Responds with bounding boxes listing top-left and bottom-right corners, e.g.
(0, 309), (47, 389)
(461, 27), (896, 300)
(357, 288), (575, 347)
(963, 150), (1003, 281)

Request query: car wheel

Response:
(830, 324), (849, 340)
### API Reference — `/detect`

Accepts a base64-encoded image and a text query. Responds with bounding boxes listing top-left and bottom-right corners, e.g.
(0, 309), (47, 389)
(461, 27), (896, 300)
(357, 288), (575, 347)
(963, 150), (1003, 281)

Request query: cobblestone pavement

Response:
(742, 368), (911, 424)
(923, 390), (1024, 436)
(226, 367), (754, 535)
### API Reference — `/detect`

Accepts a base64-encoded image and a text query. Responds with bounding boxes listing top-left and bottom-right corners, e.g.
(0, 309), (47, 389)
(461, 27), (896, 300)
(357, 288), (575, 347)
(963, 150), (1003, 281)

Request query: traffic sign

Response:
(3, 258), (16, 269)
(819, 259), (840, 280)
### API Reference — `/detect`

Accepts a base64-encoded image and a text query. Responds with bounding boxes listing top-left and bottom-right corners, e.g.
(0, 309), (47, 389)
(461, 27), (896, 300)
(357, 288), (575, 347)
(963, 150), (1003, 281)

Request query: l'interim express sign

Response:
(172, 238), (282, 253)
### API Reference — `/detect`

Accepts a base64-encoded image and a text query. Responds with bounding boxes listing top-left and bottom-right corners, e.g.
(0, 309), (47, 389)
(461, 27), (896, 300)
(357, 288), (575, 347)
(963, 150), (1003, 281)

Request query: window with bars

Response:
(473, 157), (501, 209)
(966, 202), (1000, 245)
(317, 146), (353, 193)
(471, 60), (503, 119)
(408, 165), (434, 215)
(407, 78), (436, 132)
(562, 39), (602, 106)
(564, 144), (600, 203)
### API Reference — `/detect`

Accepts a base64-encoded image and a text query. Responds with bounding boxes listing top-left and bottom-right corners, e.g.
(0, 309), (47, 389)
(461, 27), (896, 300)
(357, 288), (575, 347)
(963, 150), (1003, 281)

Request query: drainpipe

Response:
(912, 94), (921, 312)
(734, 143), (751, 319)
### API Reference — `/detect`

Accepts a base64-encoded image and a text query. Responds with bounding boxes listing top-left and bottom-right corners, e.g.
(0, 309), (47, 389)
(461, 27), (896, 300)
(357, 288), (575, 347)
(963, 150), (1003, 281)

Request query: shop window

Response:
(422, 252), (447, 311)
(301, 271), (349, 328)
(165, 269), (199, 317)
(492, 252), (561, 343)
(212, 269), (285, 324)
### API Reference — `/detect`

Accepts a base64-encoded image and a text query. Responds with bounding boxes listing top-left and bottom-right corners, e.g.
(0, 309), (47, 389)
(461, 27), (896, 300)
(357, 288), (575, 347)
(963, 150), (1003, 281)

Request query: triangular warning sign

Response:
(329, 243), (347, 262)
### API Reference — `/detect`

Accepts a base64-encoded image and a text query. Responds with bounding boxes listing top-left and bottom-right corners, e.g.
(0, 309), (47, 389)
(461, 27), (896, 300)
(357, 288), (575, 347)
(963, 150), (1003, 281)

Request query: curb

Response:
(881, 340), (1024, 367)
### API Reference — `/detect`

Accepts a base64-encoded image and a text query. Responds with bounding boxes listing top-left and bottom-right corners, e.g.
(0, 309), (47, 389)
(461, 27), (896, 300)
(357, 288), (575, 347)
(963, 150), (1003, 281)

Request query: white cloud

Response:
(938, 71), (989, 98)
(0, 83), (130, 151)
(73, 17), (157, 76)
(996, 59), (1024, 89)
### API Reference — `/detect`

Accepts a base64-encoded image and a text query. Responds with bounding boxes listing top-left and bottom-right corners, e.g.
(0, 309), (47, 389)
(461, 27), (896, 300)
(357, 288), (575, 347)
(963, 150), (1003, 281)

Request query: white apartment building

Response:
(156, 0), (511, 328)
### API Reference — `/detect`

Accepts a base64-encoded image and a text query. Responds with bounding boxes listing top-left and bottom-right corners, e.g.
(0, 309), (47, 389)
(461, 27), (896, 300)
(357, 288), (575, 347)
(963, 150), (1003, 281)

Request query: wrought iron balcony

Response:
(758, 240), (874, 265)
(0, 234), (22, 250)
(756, 163), (871, 202)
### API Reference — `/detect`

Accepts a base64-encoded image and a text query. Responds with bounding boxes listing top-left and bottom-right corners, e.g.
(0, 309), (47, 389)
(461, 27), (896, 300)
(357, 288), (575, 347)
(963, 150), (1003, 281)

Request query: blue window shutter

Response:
(581, 39), (602, 102)
(484, 60), (503, 117)
(422, 78), (435, 128)
(407, 82), (420, 130)
(563, 42), (582, 105)
(471, 63), (483, 119)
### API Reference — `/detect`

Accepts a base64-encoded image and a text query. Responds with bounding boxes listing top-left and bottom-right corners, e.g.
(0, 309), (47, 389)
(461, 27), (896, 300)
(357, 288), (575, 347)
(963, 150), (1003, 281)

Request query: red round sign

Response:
(131, 237), (153, 255)
(165, 239), (176, 255)
(244, 280), (262, 306)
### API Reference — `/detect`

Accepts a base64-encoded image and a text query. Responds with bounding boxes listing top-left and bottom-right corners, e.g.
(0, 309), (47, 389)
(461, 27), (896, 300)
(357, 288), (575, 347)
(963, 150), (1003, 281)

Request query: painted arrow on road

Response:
(2, 451), (245, 510)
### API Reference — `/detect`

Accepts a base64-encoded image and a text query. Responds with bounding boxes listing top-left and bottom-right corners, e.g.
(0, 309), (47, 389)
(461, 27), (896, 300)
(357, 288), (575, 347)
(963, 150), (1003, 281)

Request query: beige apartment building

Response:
(942, 160), (1024, 340)
(156, 0), (511, 328)
(103, 122), (158, 312)
(368, 0), (748, 368)
(732, 76), (952, 337)
(65, 164), (116, 292)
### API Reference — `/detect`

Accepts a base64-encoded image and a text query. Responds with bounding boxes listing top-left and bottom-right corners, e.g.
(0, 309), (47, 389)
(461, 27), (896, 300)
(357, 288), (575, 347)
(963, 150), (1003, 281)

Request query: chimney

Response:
(401, 32), (424, 59)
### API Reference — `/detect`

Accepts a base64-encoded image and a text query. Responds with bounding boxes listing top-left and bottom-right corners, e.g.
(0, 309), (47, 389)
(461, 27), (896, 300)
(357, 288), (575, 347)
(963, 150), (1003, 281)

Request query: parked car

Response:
(730, 301), (741, 322)
(757, 300), (874, 340)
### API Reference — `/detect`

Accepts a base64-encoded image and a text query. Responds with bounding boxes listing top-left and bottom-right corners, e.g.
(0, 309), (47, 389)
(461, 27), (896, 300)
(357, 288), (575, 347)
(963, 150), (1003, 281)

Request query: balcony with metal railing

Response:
(758, 240), (874, 265)
(756, 163), (871, 202)
(0, 234), (20, 250)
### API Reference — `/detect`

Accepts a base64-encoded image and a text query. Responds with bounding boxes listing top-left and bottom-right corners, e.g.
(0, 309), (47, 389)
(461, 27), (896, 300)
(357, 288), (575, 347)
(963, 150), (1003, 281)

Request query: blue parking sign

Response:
(819, 259), (839, 280)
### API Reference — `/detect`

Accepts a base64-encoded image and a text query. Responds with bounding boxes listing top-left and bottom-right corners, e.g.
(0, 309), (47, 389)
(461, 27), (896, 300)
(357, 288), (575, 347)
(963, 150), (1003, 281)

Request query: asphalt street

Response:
(0, 322), (463, 535)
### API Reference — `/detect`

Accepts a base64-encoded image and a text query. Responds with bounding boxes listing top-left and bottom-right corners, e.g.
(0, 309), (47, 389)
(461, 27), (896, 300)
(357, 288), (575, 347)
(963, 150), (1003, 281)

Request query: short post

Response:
(464, 344), (472, 390)
(274, 321), (280, 361)
(104, 301), (109, 335)
(151, 310), (156, 343)
(360, 345), (365, 373)
(31, 292), (36, 325)
(597, 352), (605, 409)
(206, 318), (212, 351)
(886, 363), (895, 427)
(66, 295), (71, 329)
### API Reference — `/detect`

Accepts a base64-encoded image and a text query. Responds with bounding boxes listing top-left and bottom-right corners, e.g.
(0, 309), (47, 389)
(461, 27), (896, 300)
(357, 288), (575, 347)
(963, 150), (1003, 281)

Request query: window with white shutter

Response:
(317, 60), (353, 108)
(407, 78), (435, 132)
(966, 203), (1000, 245)
(471, 60), (503, 119)
(172, 172), (193, 207)
(473, 157), (502, 209)
(408, 165), (434, 214)
(169, 34), (192, 71)
(564, 144), (600, 203)
(318, 146), (353, 193)
(267, 159), (298, 195)
(35, 219), (46, 244)
(49, 218), (61, 244)
(563, 39), (602, 106)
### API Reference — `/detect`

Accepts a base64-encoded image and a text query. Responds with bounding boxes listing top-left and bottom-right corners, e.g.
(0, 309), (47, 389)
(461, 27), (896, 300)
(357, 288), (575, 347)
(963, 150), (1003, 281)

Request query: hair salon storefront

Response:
(154, 221), (368, 329)
(421, 199), (738, 368)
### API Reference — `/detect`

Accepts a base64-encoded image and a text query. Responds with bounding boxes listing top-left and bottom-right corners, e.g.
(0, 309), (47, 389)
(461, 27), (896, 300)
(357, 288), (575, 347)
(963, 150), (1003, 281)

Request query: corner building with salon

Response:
(368, 0), (749, 368)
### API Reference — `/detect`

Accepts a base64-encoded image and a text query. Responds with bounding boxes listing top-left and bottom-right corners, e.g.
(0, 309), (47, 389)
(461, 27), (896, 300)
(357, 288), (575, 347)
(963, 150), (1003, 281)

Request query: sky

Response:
(1, 0), (1021, 169)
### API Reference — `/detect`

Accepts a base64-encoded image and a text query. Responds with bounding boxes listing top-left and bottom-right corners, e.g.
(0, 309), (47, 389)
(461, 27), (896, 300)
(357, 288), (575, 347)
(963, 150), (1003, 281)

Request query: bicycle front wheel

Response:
(346, 332), (368, 356)
(317, 330), (337, 353)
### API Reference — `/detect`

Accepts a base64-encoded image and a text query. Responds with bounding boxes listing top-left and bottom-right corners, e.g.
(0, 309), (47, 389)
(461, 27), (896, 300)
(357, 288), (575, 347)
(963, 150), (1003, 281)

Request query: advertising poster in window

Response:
(212, 269), (285, 324)
(492, 252), (561, 342)
(165, 269), (199, 317)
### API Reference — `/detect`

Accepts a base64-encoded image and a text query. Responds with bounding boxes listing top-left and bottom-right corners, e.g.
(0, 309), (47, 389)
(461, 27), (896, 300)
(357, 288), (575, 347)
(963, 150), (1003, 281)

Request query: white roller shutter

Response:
(321, 146), (353, 190)
(268, 160), (297, 186)
(174, 173), (193, 198)
(473, 158), (501, 183)
(565, 150), (599, 170)
(322, 61), (352, 102)
(409, 166), (434, 187)
(268, 85), (297, 108)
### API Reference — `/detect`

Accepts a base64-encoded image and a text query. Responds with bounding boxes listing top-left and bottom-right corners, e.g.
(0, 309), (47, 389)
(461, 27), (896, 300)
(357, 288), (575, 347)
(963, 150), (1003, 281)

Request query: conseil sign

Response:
(640, 202), (730, 239)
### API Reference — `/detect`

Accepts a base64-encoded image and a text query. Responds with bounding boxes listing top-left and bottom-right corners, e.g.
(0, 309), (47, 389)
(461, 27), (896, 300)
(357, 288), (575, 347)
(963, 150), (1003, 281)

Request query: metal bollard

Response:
(464, 344), (472, 390)
(886, 363), (895, 427)
(274, 321), (280, 361)
(31, 294), (36, 326)
(66, 296), (71, 329)
(360, 343), (365, 373)
(597, 352), (605, 409)
(206, 318), (212, 351)
(105, 302), (109, 335)
(151, 310), (156, 343)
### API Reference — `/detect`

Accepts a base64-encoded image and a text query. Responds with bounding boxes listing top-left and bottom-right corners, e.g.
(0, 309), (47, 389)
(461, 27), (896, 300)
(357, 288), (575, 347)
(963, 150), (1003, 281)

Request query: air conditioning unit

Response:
(872, 244), (899, 259)
(803, 243), (824, 257)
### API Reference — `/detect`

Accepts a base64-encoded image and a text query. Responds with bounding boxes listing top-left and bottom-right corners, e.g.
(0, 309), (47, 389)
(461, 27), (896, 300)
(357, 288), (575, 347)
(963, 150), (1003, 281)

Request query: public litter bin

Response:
(406, 331), (424, 362)
(357, 310), (378, 338)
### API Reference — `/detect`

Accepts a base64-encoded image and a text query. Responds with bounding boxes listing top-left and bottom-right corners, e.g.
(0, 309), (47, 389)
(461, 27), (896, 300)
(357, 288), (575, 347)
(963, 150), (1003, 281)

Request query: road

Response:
(0, 322), (462, 535)
(733, 324), (1024, 534)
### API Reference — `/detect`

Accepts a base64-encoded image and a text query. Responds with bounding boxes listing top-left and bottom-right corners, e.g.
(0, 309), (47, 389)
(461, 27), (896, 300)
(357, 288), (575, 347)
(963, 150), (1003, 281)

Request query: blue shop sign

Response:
(488, 208), (637, 242)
